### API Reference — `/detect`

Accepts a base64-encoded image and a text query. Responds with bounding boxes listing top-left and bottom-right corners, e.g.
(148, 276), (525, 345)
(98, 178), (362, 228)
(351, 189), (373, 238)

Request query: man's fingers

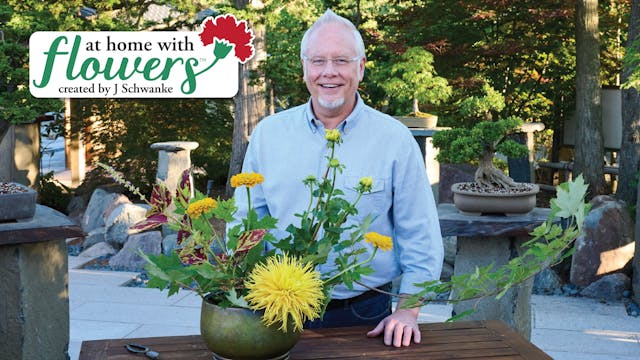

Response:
(401, 325), (413, 346)
(413, 325), (422, 344)
(366, 320), (385, 338)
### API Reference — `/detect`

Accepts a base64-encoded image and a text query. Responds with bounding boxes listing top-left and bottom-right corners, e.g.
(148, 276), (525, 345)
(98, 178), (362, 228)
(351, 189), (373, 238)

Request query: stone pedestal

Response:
(438, 203), (551, 339)
(150, 141), (199, 194)
(0, 123), (41, 187)
(409, 128), (447, 203)
(0, 205), (83, 360)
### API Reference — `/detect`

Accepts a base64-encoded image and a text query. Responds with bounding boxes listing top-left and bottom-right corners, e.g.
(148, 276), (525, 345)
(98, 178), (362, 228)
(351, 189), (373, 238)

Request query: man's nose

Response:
(321, 61), (339, 75)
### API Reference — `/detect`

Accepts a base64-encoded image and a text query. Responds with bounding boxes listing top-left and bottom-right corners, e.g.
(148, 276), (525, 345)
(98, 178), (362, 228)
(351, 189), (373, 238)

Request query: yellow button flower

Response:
(358, 176), (373, 192)
(325, 129), (341, 142)
(230, 172), (265, 188)
(364, 232), (393, 251)
(186, 197), (218, 218)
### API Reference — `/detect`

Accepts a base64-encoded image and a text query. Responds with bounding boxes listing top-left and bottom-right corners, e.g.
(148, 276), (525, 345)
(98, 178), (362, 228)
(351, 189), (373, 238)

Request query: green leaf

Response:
(226, 288), (249, 308)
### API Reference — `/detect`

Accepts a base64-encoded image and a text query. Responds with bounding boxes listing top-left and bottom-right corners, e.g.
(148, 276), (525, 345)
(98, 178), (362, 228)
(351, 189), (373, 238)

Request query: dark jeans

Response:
(305, 284), (392, 329)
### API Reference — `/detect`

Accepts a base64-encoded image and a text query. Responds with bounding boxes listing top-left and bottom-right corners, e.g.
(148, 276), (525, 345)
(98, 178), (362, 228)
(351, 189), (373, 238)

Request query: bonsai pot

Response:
(395, 114), (438, 128)
(0, 182), (37, 221)
(451, 182), (539, 216)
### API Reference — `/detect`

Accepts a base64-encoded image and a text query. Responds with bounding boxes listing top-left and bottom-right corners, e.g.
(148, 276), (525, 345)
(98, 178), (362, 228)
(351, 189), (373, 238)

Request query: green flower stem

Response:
(324, 247), (378, 286)
(308, 143), (337, 239)
(245, 186), (252, 230)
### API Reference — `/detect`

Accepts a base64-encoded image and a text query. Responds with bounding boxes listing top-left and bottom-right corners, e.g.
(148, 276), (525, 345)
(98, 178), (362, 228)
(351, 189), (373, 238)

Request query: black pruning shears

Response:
(125, 343), (160, 359)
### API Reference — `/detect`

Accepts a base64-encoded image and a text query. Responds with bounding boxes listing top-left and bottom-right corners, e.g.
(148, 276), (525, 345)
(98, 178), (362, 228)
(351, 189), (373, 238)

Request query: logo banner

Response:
(29, 14), (255, 98)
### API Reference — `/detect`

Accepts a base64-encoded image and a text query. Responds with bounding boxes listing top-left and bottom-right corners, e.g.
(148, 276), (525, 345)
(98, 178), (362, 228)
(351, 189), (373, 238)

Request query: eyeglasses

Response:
(302, 56), (361, 67)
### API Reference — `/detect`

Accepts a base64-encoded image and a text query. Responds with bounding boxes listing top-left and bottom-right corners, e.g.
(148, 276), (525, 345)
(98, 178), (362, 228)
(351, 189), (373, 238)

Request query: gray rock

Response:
(570, 195), (635, 286)
(82, 227), (106, 249)
(108, 231), (162, 271)
(82, 188), (130, 233)
(533, 268), (562, 294)
(104, 203), (148, 247)
(580, 273), (631, 301)
(162, 233), (179, 256)
(79, 242), (117, 258)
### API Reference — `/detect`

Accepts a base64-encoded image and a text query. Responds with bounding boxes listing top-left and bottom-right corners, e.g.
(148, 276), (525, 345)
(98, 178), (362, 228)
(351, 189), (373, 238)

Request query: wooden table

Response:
(79, 320), (551, 359)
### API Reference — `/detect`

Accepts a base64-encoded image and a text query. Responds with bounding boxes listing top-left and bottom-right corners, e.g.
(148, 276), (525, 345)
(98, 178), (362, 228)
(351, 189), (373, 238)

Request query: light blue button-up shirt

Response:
(234, 95), (443, 299)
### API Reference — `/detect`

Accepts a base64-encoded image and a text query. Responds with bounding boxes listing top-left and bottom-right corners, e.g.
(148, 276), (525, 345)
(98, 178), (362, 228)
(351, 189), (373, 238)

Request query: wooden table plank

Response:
(79, 320), (552, 360)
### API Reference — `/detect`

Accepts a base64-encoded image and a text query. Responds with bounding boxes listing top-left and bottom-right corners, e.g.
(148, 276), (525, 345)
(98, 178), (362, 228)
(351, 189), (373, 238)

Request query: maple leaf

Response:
(199, 14), (255, 63)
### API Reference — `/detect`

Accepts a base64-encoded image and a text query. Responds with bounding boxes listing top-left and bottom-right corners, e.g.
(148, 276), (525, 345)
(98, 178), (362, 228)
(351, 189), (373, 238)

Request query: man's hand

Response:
(366, 297), (421, 347)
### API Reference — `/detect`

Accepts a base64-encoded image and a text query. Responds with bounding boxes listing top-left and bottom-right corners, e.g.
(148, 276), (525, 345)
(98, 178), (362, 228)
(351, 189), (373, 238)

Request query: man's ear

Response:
(358, 57), (366, 81)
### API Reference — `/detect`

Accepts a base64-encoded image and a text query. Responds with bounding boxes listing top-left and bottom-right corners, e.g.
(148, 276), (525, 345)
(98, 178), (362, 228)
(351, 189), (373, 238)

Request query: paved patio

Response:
(67, 255), (640, 360)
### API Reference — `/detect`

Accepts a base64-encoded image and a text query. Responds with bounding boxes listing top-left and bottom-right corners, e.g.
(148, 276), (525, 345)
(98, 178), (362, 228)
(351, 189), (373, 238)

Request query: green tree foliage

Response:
(380, 46), (451, 116)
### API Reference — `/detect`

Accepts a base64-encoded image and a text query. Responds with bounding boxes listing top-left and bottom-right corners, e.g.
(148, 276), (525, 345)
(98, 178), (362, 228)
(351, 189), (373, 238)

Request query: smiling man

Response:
(233, 9), (443, 347)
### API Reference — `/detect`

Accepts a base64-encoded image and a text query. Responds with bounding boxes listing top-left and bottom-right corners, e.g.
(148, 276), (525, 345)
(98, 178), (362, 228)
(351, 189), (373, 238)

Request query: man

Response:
(234, 9), (443, 347)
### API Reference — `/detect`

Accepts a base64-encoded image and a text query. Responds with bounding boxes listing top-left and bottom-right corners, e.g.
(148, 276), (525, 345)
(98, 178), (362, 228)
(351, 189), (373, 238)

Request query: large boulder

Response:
(82, 188), (130, 233)
(108, 231), (162, 271)
(570, 195), (635, 286)
(104, 203), (149, 247)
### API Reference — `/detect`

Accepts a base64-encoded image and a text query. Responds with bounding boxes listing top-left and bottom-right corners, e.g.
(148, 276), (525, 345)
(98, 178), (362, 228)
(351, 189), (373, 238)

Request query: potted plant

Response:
(0, 182), (37, 221)
(99, 130), (391, 359)
(432, 83), (539, 215)
(381, 46), (452, 128)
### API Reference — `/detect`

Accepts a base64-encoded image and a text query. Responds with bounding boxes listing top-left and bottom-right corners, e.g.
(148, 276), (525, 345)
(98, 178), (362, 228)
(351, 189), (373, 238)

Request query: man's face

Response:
(302, 23), (365, 115)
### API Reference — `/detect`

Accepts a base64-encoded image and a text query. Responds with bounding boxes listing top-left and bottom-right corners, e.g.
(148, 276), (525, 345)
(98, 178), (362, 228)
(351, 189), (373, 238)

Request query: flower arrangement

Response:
(98, 129), (391, 333)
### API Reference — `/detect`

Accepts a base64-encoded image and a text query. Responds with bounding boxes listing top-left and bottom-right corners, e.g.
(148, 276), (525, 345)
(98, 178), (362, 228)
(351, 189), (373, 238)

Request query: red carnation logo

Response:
(199, 14), (255, 64)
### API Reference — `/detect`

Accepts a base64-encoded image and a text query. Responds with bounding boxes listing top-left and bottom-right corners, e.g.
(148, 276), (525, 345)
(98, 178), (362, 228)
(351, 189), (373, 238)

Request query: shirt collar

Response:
(304, 93), (365, 135)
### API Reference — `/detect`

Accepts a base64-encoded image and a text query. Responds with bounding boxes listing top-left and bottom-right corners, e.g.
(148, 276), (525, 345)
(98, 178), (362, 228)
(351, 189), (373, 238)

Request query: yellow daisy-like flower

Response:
(364, 232), (393, 251)
(325, 129), (341, 142)
(230, 172), (265, 188)
(185, 197), (217, 218)
(244, 255), (324, 333)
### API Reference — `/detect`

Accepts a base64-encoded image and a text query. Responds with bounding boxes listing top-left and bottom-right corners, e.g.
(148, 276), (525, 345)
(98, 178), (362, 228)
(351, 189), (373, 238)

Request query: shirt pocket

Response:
(341, 176), (387, 217)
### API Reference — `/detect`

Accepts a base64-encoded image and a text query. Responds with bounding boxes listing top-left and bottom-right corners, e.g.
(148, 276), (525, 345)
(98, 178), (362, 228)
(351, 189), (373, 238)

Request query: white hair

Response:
(300, 9), (365, 59)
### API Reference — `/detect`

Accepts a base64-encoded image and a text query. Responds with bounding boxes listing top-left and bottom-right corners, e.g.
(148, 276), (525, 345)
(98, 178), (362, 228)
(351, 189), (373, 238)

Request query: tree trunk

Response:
(574, 0), (606, 199)
(622, 0), (640, 312)
(617, 0), (640, 208)
(226, 1), (267, 197)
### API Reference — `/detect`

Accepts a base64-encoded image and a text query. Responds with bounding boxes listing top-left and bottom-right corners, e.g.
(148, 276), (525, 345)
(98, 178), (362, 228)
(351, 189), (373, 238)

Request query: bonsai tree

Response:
(432, 83), (529, 190)
(432, 117), (529, 189)
(381, 46), (452, 116)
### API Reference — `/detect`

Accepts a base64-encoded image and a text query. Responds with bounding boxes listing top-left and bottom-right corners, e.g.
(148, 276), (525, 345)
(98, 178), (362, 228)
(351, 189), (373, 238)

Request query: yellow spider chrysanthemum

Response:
(230, 172), (265, 188)
(364, 232), (393, 252)
(244, 255), (324, 332)
(186, 197), (217, 218)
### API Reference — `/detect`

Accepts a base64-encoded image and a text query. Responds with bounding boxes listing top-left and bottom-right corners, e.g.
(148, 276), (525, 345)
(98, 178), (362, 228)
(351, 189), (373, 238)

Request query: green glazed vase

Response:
(200, 296), (302, 360)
